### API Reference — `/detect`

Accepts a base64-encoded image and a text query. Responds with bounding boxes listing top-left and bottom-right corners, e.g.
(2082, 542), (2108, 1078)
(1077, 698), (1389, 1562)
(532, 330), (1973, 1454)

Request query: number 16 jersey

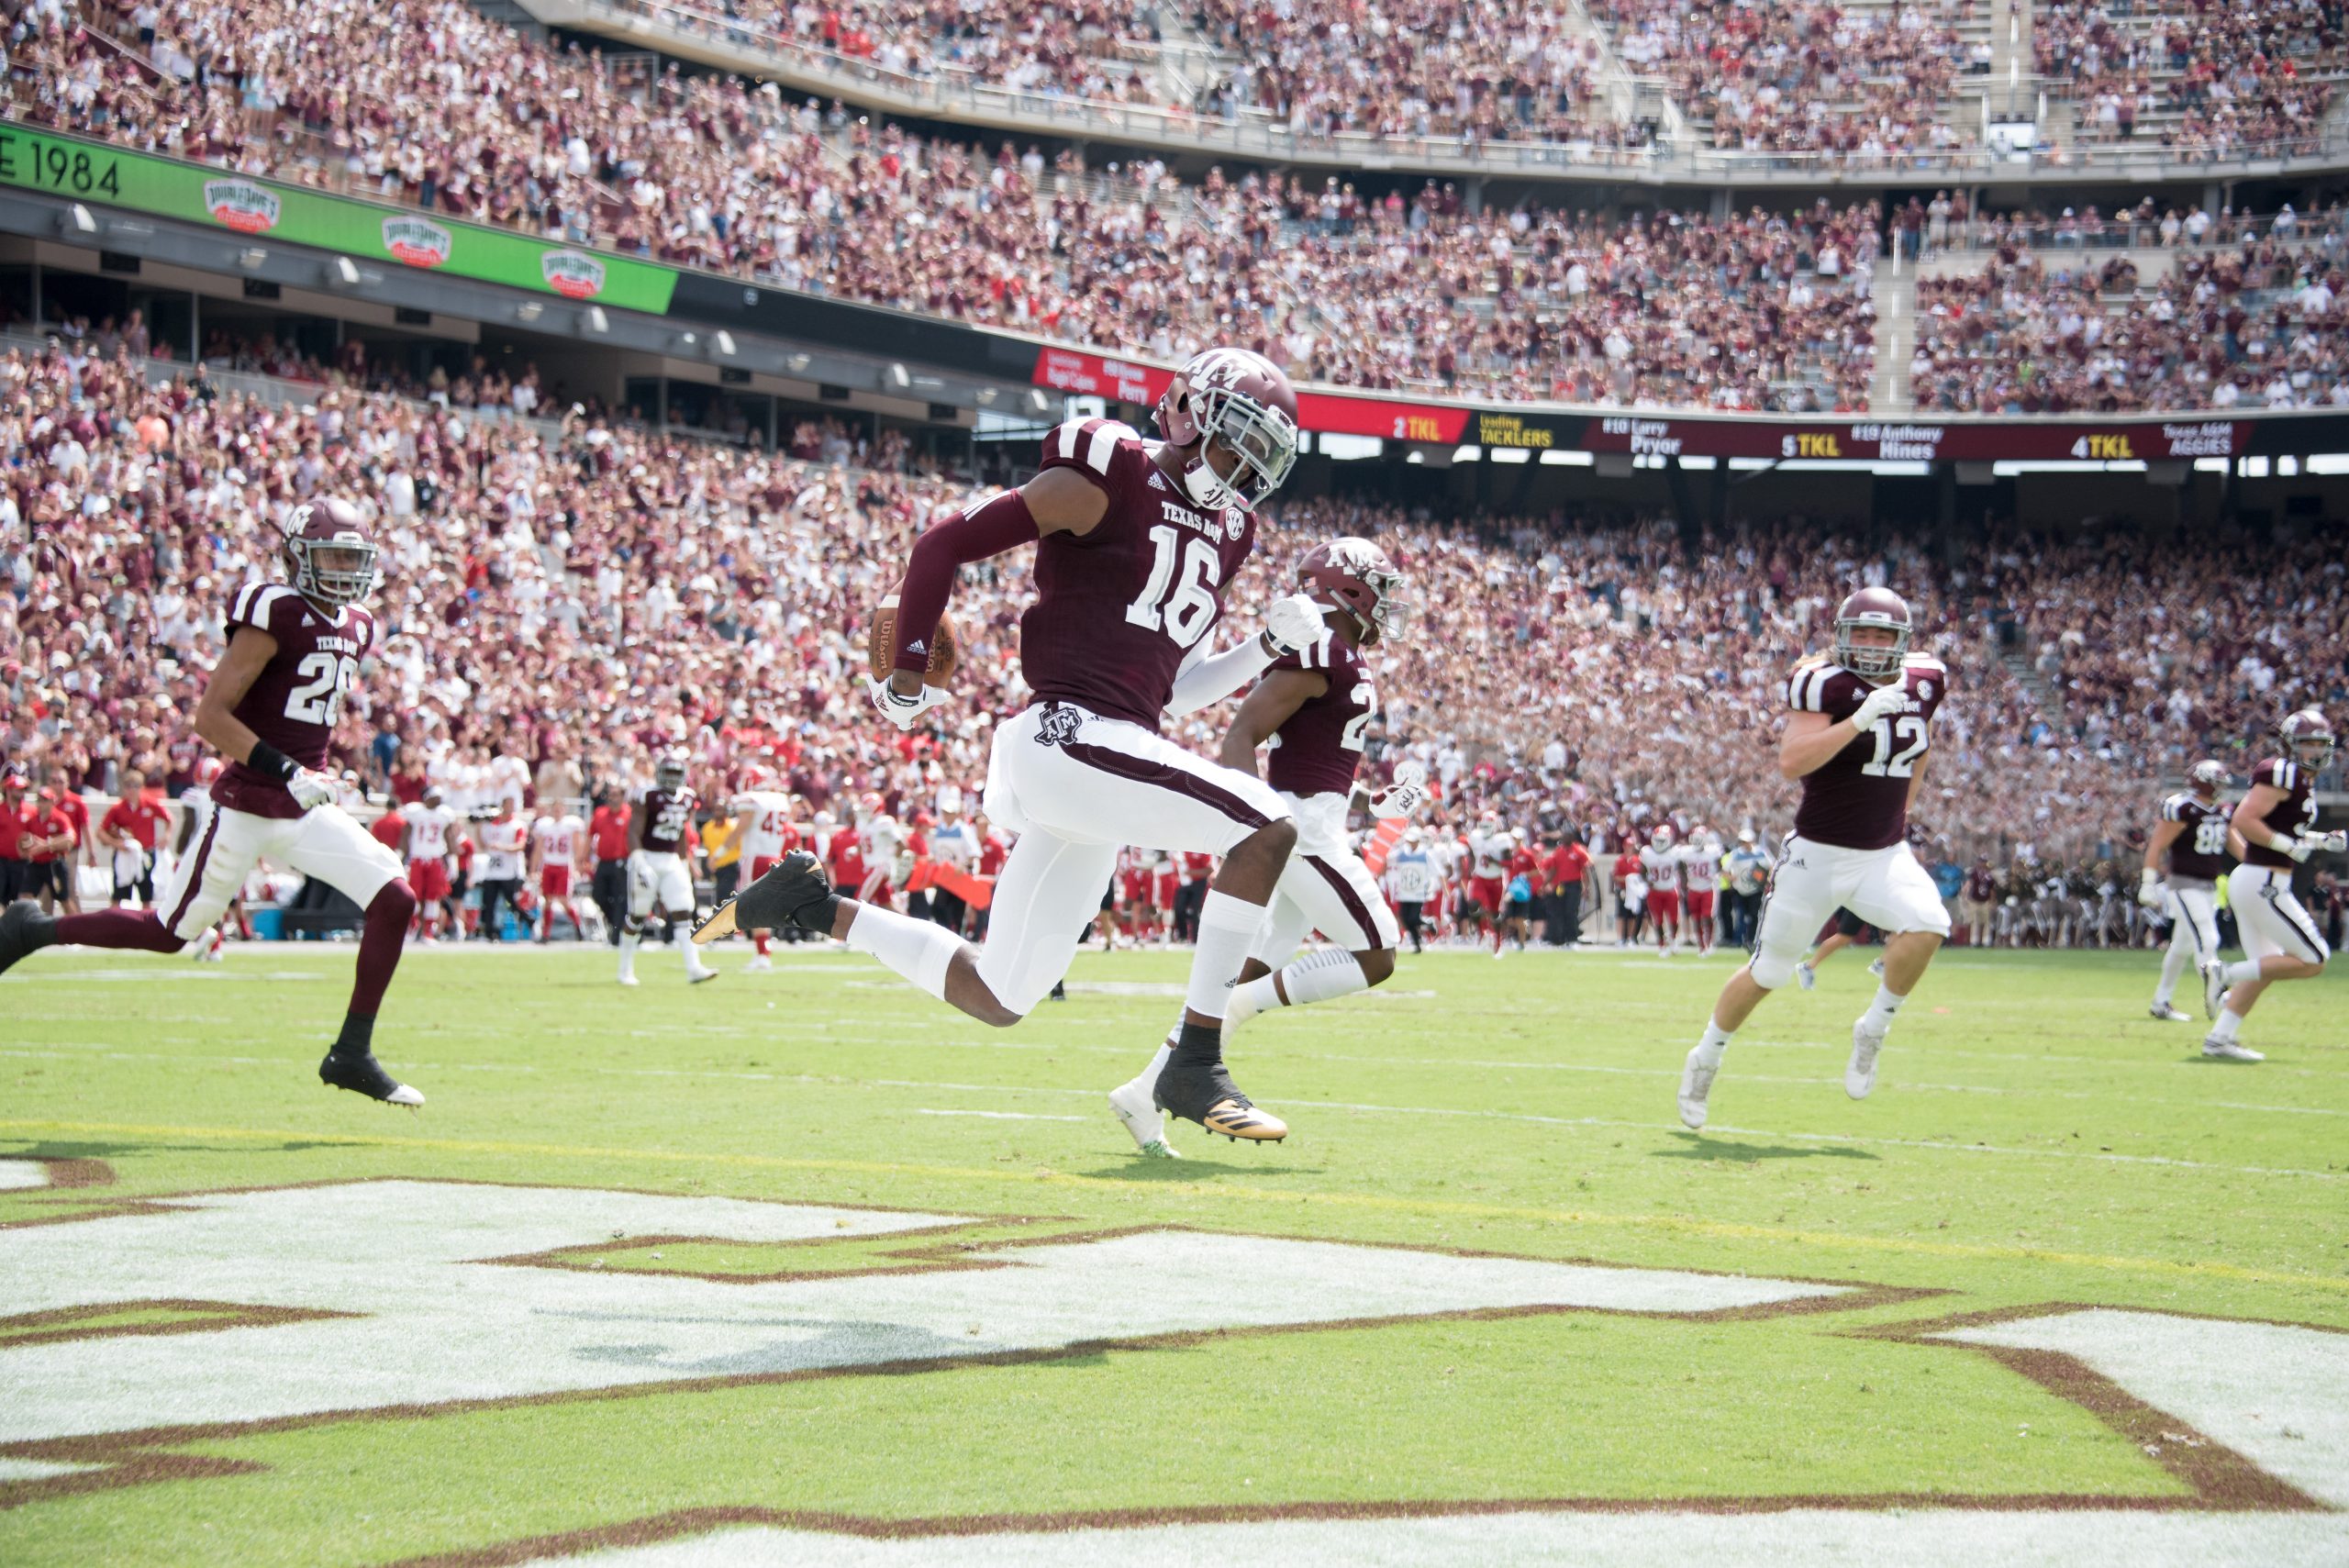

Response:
(1021, 418), (1259, 732)
(212, 583), (374, 821)
(1784, 651), (1949, 851)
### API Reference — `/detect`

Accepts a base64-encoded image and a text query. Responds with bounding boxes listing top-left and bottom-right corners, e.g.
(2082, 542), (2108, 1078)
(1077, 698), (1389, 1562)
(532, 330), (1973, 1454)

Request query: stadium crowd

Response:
(3, 0), (1879, 409)
(2033, 0), (2340, 160)
(6, 342), (2332, 926)
(1909, 213), (2349, 413)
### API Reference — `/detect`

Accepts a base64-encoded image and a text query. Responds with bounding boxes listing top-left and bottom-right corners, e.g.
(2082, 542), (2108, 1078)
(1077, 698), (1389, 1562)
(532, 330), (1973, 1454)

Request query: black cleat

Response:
(319, 1051), (425, 1107)
(1152, 1056), (1287, 1141)
(0, 899), (58, 979)
(695, 850), (840, 945)
(1049, 980), (1067, 1002)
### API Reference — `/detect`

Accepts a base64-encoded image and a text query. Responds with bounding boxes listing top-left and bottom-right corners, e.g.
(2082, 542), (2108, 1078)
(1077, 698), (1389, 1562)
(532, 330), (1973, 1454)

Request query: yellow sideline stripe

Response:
(5, 1116), (2347, 1296)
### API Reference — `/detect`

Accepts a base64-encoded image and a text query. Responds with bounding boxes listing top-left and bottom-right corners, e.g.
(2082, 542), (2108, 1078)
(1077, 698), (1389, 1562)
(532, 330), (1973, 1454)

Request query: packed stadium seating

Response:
(6, 342), (2322, 883)
(2033, 0), (2340, 161)
(1909, 206), (2349, 412)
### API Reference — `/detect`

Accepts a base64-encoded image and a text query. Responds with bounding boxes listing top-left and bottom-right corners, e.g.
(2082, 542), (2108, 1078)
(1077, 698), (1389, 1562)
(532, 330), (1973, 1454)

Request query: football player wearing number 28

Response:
(0, 499), (426, 1106)
(702, 349), (1324, 1141)
(1678, 588), (1953, 1130)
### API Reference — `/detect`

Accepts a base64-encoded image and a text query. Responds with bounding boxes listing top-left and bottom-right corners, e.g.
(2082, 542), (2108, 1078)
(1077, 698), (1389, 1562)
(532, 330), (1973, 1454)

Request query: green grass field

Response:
(3, 941), (2346, 1567)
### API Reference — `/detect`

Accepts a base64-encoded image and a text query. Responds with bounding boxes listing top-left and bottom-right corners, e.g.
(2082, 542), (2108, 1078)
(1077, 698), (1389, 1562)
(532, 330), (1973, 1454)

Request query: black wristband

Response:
(247, 741), (298, 783)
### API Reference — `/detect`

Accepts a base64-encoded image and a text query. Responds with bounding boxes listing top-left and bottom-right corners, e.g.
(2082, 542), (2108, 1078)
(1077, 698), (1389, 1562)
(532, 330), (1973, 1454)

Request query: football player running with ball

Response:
(1111, 539), (1418, 1157)
(699, 349), (1324, 1141)
(1678, 588), (1952, 1129)
(2198, 710), (2340, 1062)
(0, 500), (425, 1106)
(2141, 758), (2236, 1022)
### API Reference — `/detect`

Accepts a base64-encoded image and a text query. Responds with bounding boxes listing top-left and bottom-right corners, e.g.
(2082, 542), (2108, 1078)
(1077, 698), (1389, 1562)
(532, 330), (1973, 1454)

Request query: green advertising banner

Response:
(0, 125), (678, 313)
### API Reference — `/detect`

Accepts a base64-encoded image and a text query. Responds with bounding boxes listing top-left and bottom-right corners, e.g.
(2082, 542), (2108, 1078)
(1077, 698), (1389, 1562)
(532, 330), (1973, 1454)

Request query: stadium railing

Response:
(521, 0), (2349, 186)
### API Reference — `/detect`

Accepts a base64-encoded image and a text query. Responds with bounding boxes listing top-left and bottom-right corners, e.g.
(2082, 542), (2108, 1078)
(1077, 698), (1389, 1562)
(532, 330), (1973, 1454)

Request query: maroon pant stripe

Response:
(165, 810), (222, 936)
(1304, 854), (1379, 947)
(1061, 741), (1271, 833)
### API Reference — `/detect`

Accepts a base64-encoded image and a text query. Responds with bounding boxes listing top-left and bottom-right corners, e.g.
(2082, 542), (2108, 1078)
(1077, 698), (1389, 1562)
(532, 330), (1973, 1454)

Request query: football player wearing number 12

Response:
(0, 500), (426, 1106)
(1678, 588), (1953, 1130)
(700, 349), (1325, 1141)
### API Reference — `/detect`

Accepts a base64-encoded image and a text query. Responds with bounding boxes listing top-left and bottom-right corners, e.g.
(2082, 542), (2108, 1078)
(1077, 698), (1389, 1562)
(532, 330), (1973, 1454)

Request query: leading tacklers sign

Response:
(1032, 348), (2263, 462)
(0, 127), (676, 313)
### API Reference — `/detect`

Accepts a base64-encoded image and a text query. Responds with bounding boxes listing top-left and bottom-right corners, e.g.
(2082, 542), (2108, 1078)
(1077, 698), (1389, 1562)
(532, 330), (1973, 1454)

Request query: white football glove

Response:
(1851, 681), (1908, 729)
(287, 767), (337, 812)
(2277, 834), (2315, 863)
(2299, 829), (2348, 856)
(1259, 593), (1327, 659)
(1367, 760), (1429, 820)
(2136, 867), (2164, 909)
(864, 674), (952, 732)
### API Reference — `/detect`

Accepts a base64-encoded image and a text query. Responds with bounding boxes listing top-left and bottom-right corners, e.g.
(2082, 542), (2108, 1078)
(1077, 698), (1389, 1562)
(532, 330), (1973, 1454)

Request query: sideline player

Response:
(727, 770), (797, 970)
(1679, 826), (1723, 955)
(620, 751), (716, 986)
(1678, 588), (1952, 1129)
(2142, 759), (2233, 1021)
(0, 500), (423, 1104)
(1110, 538), (1414, 1156)
(700, 349), (1319, 1140)
(1639, 826), (1683, 954)
(529, 798), (590, 941)
(2199, 711), (2340, 1061)
(400, 786), (460, 942)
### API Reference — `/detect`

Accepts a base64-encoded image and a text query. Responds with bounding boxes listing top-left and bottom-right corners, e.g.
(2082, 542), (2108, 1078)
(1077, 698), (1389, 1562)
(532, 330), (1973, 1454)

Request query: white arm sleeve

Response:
(1161, 636), (1275, 720)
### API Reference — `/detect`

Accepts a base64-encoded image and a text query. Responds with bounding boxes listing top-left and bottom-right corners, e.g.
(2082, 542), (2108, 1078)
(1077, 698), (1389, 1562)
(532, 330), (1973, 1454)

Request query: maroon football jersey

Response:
(1020, 418), (1258, 731)
(1264, 628), (1375, 797)
(1785, 652), (1949, 851)
(2241, 759), (2316, 871)
(211, 582), (373, 820)
(2161, 791), (2233, 880)
(638, 787), (696, 854)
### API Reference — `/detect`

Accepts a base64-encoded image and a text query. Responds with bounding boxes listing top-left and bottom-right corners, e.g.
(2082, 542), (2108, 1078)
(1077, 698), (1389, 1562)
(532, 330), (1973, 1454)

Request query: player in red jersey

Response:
(1110, 538), (1412, 1157)
(2199, 711), (2339, 1062)
(0, 500), (423, 1105)
(2141, 759), (2238, 1022)
(1679, 588), (1953, 1129)
(621, 751), (716, 986)
(702, 348), (1319, 1141)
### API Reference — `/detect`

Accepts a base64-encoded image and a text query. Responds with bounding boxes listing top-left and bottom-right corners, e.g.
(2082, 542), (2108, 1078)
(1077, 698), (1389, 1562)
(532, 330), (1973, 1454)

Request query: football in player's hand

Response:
(867, 594), (960, 686)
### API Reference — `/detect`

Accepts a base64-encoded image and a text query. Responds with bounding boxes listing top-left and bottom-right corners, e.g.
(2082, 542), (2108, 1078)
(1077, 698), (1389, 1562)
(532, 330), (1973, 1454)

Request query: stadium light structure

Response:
(585, 306), (609, 335)
(714, 331), (737, 358)
(889, 362), (911, 389)
(63, 204), (97, 236)
(1028, 388), (1052, 414)
(786, 352), (811, 373)
(328, 256), (362, 287)
(515, 301), (544, 323)
(238, 248), (269, 270)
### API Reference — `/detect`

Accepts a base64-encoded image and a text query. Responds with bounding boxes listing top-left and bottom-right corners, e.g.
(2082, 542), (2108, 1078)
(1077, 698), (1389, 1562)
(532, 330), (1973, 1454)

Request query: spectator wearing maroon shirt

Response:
(1543, 834), (1591, 947)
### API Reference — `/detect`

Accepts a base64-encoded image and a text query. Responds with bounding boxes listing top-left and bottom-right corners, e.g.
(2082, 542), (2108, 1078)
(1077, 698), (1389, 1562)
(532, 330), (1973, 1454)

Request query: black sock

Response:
(334, 1012), (375, 1058)
(1173, 1018), (1223, 1071)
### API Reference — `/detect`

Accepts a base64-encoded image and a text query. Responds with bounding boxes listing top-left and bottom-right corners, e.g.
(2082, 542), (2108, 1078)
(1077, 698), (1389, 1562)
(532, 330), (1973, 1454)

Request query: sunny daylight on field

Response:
(3, 941), (2344, 1567)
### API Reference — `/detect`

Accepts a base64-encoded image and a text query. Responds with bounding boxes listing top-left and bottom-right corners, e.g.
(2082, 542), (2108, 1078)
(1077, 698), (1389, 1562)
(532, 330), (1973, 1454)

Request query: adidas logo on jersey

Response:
(907, 639), (927, 654)
(1146, 470), (1166, 491)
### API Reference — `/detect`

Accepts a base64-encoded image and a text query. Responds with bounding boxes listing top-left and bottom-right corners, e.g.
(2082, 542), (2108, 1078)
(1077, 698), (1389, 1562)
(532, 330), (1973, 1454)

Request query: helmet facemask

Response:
(1833, 617), (1909, 681)
(289, 536), (377, 608)
(1179, 384), (1297, 512)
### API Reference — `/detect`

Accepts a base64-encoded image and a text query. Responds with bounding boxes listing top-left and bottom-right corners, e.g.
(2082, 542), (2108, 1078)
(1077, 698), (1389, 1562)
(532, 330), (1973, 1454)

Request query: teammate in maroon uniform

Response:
(1110, 538), (1415, 1157)
(621, 751), (716, 985)
(700, 348), (1323, 1140)
(2141, 758), (2237, 1022)
(1679, 587), (1953, 1129)
(0, 500), (423, 1105)
(2199, 711), (2340, 1061)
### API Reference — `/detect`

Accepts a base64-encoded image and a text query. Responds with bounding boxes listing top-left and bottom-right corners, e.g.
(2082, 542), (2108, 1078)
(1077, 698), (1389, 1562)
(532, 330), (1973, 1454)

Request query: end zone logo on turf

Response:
(382, 217), (454, 269)
(541, 250), (607, 300)
(201, 180), (280, 235)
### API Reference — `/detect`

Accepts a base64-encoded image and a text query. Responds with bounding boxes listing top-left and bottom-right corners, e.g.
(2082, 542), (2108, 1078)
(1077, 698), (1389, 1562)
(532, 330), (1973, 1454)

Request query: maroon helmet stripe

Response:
(164, 808), (222, 938)
(1061, 742), (1271, 832)
(1303, 853), (1379, 946)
